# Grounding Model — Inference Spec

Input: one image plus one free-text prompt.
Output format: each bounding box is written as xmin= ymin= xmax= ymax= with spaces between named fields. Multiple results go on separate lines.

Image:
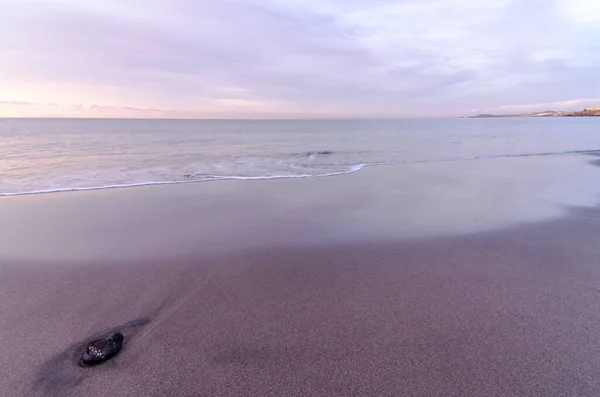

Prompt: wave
xmin=369 ymin=149 xmax=600 ymax=166
xmin=305 ymin=150 xmax=334 ymax=160
xmin=0 ymin=164 xmax=366 ymax=197
xmin=2 ymin=149 xmax=599 ymax=197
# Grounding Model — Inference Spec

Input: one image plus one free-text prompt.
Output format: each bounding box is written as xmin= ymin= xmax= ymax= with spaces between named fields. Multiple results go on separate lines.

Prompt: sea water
xmin=1 ymin=117 xmax=599 ymax=196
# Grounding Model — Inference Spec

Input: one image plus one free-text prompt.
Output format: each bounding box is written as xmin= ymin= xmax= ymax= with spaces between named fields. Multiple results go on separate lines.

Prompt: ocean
xmin=1 ymin=117 xmax=599 ymax=196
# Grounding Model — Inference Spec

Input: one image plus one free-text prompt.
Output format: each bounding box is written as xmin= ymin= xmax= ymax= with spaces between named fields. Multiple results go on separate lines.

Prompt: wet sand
xmin=2 ymin=156 xmax=600 ymax=396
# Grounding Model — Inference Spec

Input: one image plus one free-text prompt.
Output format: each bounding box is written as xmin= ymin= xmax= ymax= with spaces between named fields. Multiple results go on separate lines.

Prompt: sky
xmin=1 ymin=0 xmax=599 ymax=118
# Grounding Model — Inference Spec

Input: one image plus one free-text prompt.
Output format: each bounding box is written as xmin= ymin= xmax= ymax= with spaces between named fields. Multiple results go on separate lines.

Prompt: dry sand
xmin=2 ymin=157 xmax=600 ymax=396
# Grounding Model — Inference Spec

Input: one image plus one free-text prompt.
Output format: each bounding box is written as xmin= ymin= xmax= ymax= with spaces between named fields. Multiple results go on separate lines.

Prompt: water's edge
xmin=3 ymin=149 xmax=599 ymax=197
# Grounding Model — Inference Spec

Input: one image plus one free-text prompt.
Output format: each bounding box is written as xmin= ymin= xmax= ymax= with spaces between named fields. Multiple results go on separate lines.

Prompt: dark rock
xmin=79 ymin=332 xmax=123 ymax=366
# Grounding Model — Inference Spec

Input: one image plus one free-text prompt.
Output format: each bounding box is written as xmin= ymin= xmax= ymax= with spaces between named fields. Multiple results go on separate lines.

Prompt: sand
xmin=2 ymin=156 xmax=600 ymax=396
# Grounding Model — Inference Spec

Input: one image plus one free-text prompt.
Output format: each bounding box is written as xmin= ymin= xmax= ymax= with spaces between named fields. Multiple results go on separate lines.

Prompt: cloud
xmin=0 ymin=100 xmax=340 ymax=119
xmin=0 ymin=101 xmax=36 ymax=106
xmin=558 ymin=0 xmax=600 ymax=25
xmin=0 ymin=0 xmax=599 ymax=117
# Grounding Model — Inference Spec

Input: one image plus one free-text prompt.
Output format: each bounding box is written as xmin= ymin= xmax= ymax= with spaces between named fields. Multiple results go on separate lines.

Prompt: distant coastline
xmin=465 ymin=107 xmax=600 ymax=118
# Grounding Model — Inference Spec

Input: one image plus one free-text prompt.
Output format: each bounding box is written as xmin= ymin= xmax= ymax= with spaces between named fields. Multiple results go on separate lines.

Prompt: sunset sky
xmin=1 ymin=0 xmax=599 ymax=118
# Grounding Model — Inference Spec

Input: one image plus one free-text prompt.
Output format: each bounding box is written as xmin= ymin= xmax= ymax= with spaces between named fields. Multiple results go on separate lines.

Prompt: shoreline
xmin=3 ymin=154 xmax=600 ymax=263
xmin=3 ymin=149 xmax=600 ymax=198
xmin=2 ymin=153 xmax=600 ymax=395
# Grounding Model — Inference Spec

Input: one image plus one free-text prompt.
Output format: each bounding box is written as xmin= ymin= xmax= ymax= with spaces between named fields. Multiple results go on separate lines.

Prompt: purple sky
xmin=1 ymin=0 xmax=599 ymax=118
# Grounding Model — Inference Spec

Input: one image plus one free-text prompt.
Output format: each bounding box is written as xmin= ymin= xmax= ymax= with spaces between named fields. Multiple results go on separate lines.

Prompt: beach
xmin=3 ymin=0 xmax=600 ymax=393
xmin=2 ymin=154 xmax=600 ymax=396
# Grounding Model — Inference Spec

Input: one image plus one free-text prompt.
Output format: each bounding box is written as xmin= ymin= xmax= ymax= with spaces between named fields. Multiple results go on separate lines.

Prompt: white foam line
xmin=2 ymin=149 xmax=599 ymax=197
xmin=209 ymin=164 xmax=365 ymax=181
xmin=0 ymin=179 xmax=214 ymax=197
xmin=0 ymin=165 xmax=367 ymax=197
xmin=369 ymin=149 xmax=600 ymax=166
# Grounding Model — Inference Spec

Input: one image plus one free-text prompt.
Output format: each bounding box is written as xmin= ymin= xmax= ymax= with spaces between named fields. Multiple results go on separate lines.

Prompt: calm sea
xmin=1 ymin=118 xmax=599 ymax=196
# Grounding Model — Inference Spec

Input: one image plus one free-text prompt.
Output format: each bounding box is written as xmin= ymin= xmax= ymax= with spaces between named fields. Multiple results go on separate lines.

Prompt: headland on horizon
xmin=466 ymin=107 xmax=600 ymax=118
